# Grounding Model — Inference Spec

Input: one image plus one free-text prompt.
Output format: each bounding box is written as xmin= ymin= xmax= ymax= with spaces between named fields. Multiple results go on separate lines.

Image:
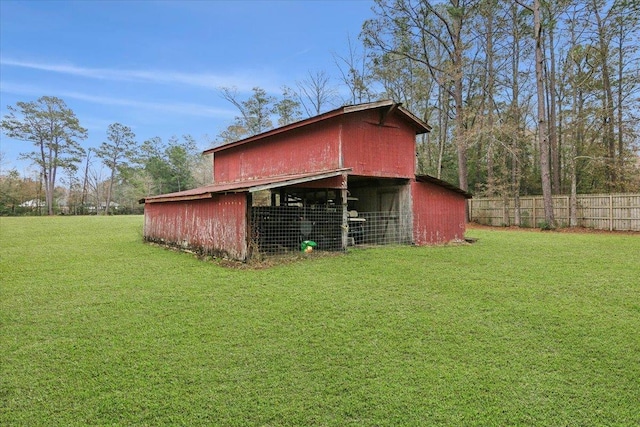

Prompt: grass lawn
xmin=1 ymin=216 xmax=639 ymax=426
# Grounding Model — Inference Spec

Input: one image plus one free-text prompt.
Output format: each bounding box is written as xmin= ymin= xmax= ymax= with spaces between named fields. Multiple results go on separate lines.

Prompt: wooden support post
xmin=246 ymin=193 xmax=253 ymax=261
xmin=341 ymin=188 xmax=349 ymax=251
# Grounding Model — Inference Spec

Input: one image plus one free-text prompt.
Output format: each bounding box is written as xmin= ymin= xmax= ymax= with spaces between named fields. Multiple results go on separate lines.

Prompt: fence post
xmin=532 ymin=197 xmax=537 ymax=228
xmin=609 ymin=194 xmax=614 ymax=231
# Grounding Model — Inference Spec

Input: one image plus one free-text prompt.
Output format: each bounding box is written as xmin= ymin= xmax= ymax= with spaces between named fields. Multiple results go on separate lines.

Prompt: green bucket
xmin=300 ymin=240 xmax=317 ymax=252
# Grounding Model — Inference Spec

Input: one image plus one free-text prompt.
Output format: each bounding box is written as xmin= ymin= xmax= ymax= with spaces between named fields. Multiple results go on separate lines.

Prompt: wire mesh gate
xmin=250 ymin=206 xmax=412 ymax=256
xmin=250 ymin=206 xmax=342 ymax=254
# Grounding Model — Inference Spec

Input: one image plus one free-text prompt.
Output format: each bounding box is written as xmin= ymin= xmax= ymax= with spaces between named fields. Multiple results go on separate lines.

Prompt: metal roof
xmin=142 ymin=170 xmax=470 ymax=204
xmin=203 ymin=100 xmax=431 ymax=155
xmin=415 ymin=174 xmax=473 ymax=199
xmin=141 ymin=168 xmax=351 ymax=204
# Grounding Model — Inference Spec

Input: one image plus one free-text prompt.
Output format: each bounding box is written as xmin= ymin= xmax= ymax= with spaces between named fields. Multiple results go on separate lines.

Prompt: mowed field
xmin=1 ymin=216 xmax=639 ymax=426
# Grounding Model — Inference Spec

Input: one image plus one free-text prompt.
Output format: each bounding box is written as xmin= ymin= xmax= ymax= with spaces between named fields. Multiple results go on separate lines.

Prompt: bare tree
xmin=333 ymin=34 xmax=375 ymax=105
xmin=296 ymin=70 xmax=338 ymax=116
xmin=363 ymin=0 xmax=473 ymax=195
xmin=591 ymin=0 xmax=617 ymax=189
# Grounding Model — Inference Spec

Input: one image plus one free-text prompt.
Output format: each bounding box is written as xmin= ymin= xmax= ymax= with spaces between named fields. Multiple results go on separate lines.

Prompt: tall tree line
xmin=2 ymin=0 xmax=638 ymax=219
xmin=217 ymin=0 xmax=639 ymax=227
xmin=361 ymin=0 xmax=639 ymax=225
xmin=1 ymin=96 xmax=207 ymax=215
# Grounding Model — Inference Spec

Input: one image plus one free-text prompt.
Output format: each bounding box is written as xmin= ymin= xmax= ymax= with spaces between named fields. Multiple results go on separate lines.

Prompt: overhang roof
xmin=142 ymin=170 xmax=471 ymax=204
xmin=415 ymin=174 xmax=473 ymax=199
xmin=141 ymin=168 xmax=351 ymax=204
xmin=203 ymin=100 xmax=431 ymax=155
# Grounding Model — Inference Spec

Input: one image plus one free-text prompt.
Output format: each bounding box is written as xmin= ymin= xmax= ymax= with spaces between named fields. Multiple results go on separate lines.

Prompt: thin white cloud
xmin=0 ymin=57 xmax=279 ymax=93
xmin=0 ymin=81 xmax=237 ymax=118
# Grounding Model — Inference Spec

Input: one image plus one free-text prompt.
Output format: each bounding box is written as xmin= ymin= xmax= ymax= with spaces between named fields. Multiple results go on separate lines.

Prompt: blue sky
xmin=0 ymin=0 xmax=375 ymax=174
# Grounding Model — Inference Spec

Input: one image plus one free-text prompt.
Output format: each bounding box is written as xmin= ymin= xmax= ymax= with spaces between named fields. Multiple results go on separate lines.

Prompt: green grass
xmin=1 ymin=216 xmax=639 ymax=426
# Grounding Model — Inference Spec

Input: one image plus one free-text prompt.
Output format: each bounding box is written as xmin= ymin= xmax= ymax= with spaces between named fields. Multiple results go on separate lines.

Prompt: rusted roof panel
xmin=142 ymin=168 xmax=351 ymax=204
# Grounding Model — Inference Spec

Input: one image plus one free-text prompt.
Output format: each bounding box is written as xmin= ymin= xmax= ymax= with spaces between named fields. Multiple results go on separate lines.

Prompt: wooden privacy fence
xmin=469 ymin=193 xmax=640 ymax=231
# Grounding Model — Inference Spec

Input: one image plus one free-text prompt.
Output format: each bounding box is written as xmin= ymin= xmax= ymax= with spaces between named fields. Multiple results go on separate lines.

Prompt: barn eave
xmin=140 ymin=168 xmax=351 ymax=204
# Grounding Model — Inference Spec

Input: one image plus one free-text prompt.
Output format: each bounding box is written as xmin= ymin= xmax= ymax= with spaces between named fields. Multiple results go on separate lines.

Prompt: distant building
xmin=19 ymin=199 xmax=46 ymax=208
xmin=87 ymin=202 xmax=120 ymax=212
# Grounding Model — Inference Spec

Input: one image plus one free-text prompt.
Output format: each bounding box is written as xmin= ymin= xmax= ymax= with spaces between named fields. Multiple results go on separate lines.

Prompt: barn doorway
xmin=345 ymin=176 xmax=412 ymax=246
xmin=248 ymin=176 xmax=413 ymax=257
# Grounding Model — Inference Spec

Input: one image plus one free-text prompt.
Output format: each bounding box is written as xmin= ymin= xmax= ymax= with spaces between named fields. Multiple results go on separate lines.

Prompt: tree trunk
xmin=569 ymin=85 xmax=579 ymax=228
xmin=105 ymin=163 xmax=115 ymax=216
xmin=485 ymin=4 xmax=495 ymax=197
xmin=81 ymin=150 xmax=91 ymax=213
xmin=453 ymin=31 xmax=467 ymax=194
xmin=547 ymin=21 xmax=561 ymax=194
xmin=510 ymin=2 xmax=522 ymax=226
xmin=534 ymin=0 xmax=555 ymax=227
xmin=49 ymin=148 xmax=58 ymax=216
xmin=437 ymin=84 xmax=447 ymax=180
xmin=616 ymin=24 xmax=625 ymax=185
xmin=569 ymin=155 xmax=578 ymax=227
xmin=593 ymin=3 xmax=616 ymax=190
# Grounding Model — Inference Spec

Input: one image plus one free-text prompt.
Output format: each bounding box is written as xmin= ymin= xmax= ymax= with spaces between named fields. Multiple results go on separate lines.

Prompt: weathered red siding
xmin=342 ymin=110 xmax=417 ymax=178
xmin=214 ymin=122 xmax=341 ymax=183
xmin=144 ymin=193 xmax=247 ymax=259
xmin=412 ymin=180 xmax=467 ymax=244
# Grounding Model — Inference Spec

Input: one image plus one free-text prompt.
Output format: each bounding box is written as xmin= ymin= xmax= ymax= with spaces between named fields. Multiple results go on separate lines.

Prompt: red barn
xmin=142 ymin=100 xmax=471 ymax=261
